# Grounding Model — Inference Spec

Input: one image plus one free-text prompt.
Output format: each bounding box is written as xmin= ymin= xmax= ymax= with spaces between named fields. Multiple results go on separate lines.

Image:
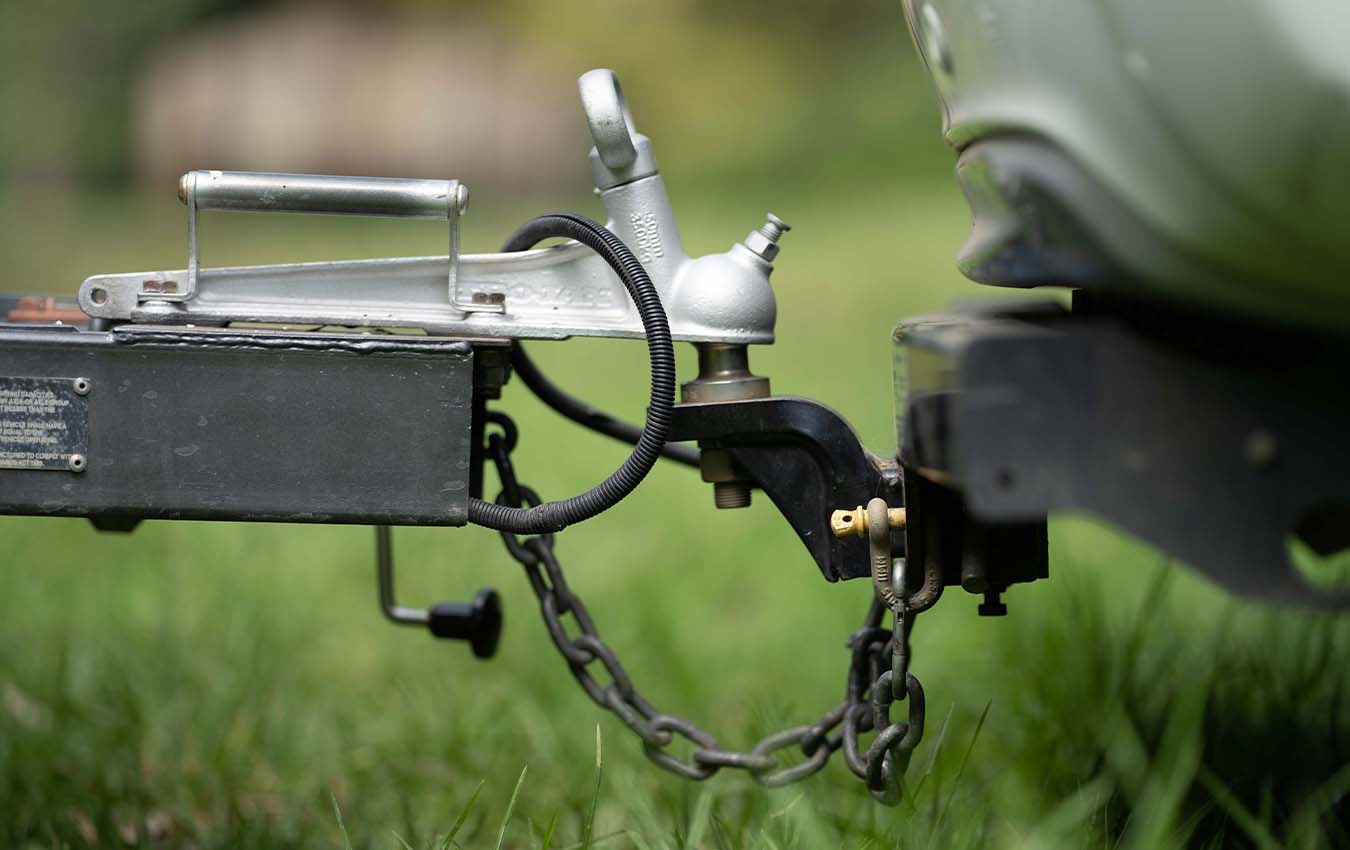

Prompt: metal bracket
xmin=669 ymin=396 xmax=904 ymax=582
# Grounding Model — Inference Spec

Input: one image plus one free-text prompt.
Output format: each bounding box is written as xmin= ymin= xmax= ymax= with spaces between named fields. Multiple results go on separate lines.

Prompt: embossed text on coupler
xmin=630 ymin=211 xmax=664 ymax=264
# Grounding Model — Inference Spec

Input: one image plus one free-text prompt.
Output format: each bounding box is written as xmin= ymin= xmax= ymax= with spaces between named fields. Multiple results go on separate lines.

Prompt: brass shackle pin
xmin=830 ymin=505 xmax=906 ymax=538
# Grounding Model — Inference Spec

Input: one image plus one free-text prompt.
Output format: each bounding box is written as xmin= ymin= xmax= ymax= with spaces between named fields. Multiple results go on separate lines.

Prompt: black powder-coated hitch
xmin=667 ymin=395 xmax=1048 ymax=614
xmin=668 ymin=396 xmax=903 ymax=583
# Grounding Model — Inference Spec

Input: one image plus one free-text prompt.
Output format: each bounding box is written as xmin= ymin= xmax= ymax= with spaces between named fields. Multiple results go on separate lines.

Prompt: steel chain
xmin=484 ymin=415 xmax=925 ymax=803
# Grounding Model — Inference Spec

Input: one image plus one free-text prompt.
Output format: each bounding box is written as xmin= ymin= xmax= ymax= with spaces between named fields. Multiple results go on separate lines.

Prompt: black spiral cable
xmin=466 ymin=213 xmax=676 ymax=534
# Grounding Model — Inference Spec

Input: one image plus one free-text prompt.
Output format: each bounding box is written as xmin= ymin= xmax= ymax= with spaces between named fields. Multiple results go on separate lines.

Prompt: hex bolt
xmin=713 ymin=481 xmax=752 ymax=509
xmin=427 ymin=588 xmax=503 ymax=659
xmin=757 ymin=213 xmax=791 ymax=242
xmin=743 ymin=214 xmax=791 ymax=263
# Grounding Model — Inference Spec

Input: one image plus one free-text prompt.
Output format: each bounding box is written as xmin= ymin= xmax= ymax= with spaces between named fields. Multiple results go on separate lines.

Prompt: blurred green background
xmin=1 ymin=1 xmax=1347 ymax=848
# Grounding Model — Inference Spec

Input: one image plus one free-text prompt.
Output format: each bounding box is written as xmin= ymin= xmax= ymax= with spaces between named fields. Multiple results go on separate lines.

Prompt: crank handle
xmin=376 ymin=526 xmax=503 ymax=659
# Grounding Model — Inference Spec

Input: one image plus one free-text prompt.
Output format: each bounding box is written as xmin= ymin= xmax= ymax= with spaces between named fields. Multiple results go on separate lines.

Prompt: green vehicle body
xmin=904 ymin=0 xmax=1350 ymax=331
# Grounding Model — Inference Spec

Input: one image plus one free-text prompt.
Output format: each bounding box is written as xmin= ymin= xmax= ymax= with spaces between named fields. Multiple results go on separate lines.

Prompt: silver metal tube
xmin=376 ymin=526 xmax=430 ymax=626
xmin=180 ymin=170 xmax=468 ymax=219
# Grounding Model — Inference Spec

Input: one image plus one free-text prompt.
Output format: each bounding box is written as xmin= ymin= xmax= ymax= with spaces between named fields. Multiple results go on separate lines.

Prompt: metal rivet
xmin=73 ymin=377 xmax=91 ymax=396
xmin=68 ymin=454 xmax=86 ymax=473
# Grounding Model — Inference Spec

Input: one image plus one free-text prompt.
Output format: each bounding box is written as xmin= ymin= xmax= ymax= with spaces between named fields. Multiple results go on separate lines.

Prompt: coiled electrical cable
xmin=467 ymin=213 xmax=676 ymax=534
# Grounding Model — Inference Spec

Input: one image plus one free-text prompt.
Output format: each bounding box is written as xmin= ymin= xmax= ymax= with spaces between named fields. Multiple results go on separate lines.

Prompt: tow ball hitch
xmin=0 ymin=68 xmax=1047 ymax=803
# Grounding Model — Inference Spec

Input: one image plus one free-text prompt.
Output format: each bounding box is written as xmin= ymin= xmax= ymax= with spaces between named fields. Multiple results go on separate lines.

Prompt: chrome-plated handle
xmin=180 ymin=170 xmax=468 ymax=219
xmin=166 ymin=170 xmax=492 ymax=313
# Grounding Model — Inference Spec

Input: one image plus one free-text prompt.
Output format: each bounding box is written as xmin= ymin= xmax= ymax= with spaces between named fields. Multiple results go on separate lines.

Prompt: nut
xmin=743 ymin=230 xmax=780 ymax=262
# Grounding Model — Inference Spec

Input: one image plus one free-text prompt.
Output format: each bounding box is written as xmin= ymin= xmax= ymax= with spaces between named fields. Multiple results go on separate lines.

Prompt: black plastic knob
xmin=428 ymin=588 xmax=503 ymax=659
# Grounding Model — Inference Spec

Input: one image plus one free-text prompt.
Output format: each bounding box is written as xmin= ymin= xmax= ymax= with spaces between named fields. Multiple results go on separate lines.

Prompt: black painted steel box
xmin=0 ymin=324 xmax=473 ymax=526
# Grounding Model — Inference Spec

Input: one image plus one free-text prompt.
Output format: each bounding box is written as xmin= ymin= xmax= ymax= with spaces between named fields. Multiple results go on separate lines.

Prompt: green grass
xmin=1 ymin=180 xmax=1347 ymax=848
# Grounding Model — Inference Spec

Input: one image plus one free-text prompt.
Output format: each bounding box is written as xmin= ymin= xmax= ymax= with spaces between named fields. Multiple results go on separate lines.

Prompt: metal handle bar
xmin=168 ymin=170 xmax=484 ymax=311
xmin=179 ymin=170 xmax=469 ymax=219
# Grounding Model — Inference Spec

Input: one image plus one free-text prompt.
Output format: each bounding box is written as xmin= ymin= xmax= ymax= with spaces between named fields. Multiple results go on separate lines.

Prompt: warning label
xmin=0 ymin=377 xmax=89 ymax=471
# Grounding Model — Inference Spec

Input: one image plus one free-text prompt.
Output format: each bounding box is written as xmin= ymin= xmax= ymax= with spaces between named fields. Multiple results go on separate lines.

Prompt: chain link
xmin=483 ymin=414 xmax=925 ymax=803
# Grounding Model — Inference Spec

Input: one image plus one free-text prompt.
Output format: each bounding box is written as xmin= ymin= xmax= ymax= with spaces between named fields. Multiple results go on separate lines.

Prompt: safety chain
xmin=483 ymin=411 xmax=926 ymax=803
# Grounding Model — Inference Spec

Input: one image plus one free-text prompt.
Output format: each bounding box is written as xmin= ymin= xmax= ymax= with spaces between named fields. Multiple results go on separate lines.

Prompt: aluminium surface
xmin=0 ymin=324 xmax=475 ymax=526
xmin=77 ymin=191 xmax=778 ymax=345
xmin=77 ymin=70 xmax=780 ymax=346
xmin=76 ymin=248 xmax=692 ymax=342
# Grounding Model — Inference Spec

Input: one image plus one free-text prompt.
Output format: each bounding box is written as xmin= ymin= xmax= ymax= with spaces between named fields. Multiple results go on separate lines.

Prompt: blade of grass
xmin=439 ymin=779 xmax=485 ymax=850
xmin=1285 ymin=759 xmax=1350 ymax=846
xmin=494 ymin=765 xmax=529 ymax=850
xmin=391 ymin=830 xmax=415 ymax=850
xmin=1119 ymin=682 xmax=1206 ymax=850
xmin=685 ymin=789 xmax=714 ymax=849
xmin=628 ymin=829 xmax=657 ymax=850
xmin=766 ymin=791 xmax=804 ymax=820
xmin=908 ymin=700 xmax=954 ymax=803
xmin=331 ymin=792 xmax=355 ymax=850
xmin=540 ymin=809 xmax=561 ymax=850
xmin=1024 ymin=775 xmax=1116 ymax=846
xmin=931 ymin=699 xmax=992 ymax=835
xmin=582 ymin=724 xmax=603 ymax=850
xmin=1195 ymin=767 xmax=1278 ymax=850
xmin=553 ymin=830 xmax=629 ymax=850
